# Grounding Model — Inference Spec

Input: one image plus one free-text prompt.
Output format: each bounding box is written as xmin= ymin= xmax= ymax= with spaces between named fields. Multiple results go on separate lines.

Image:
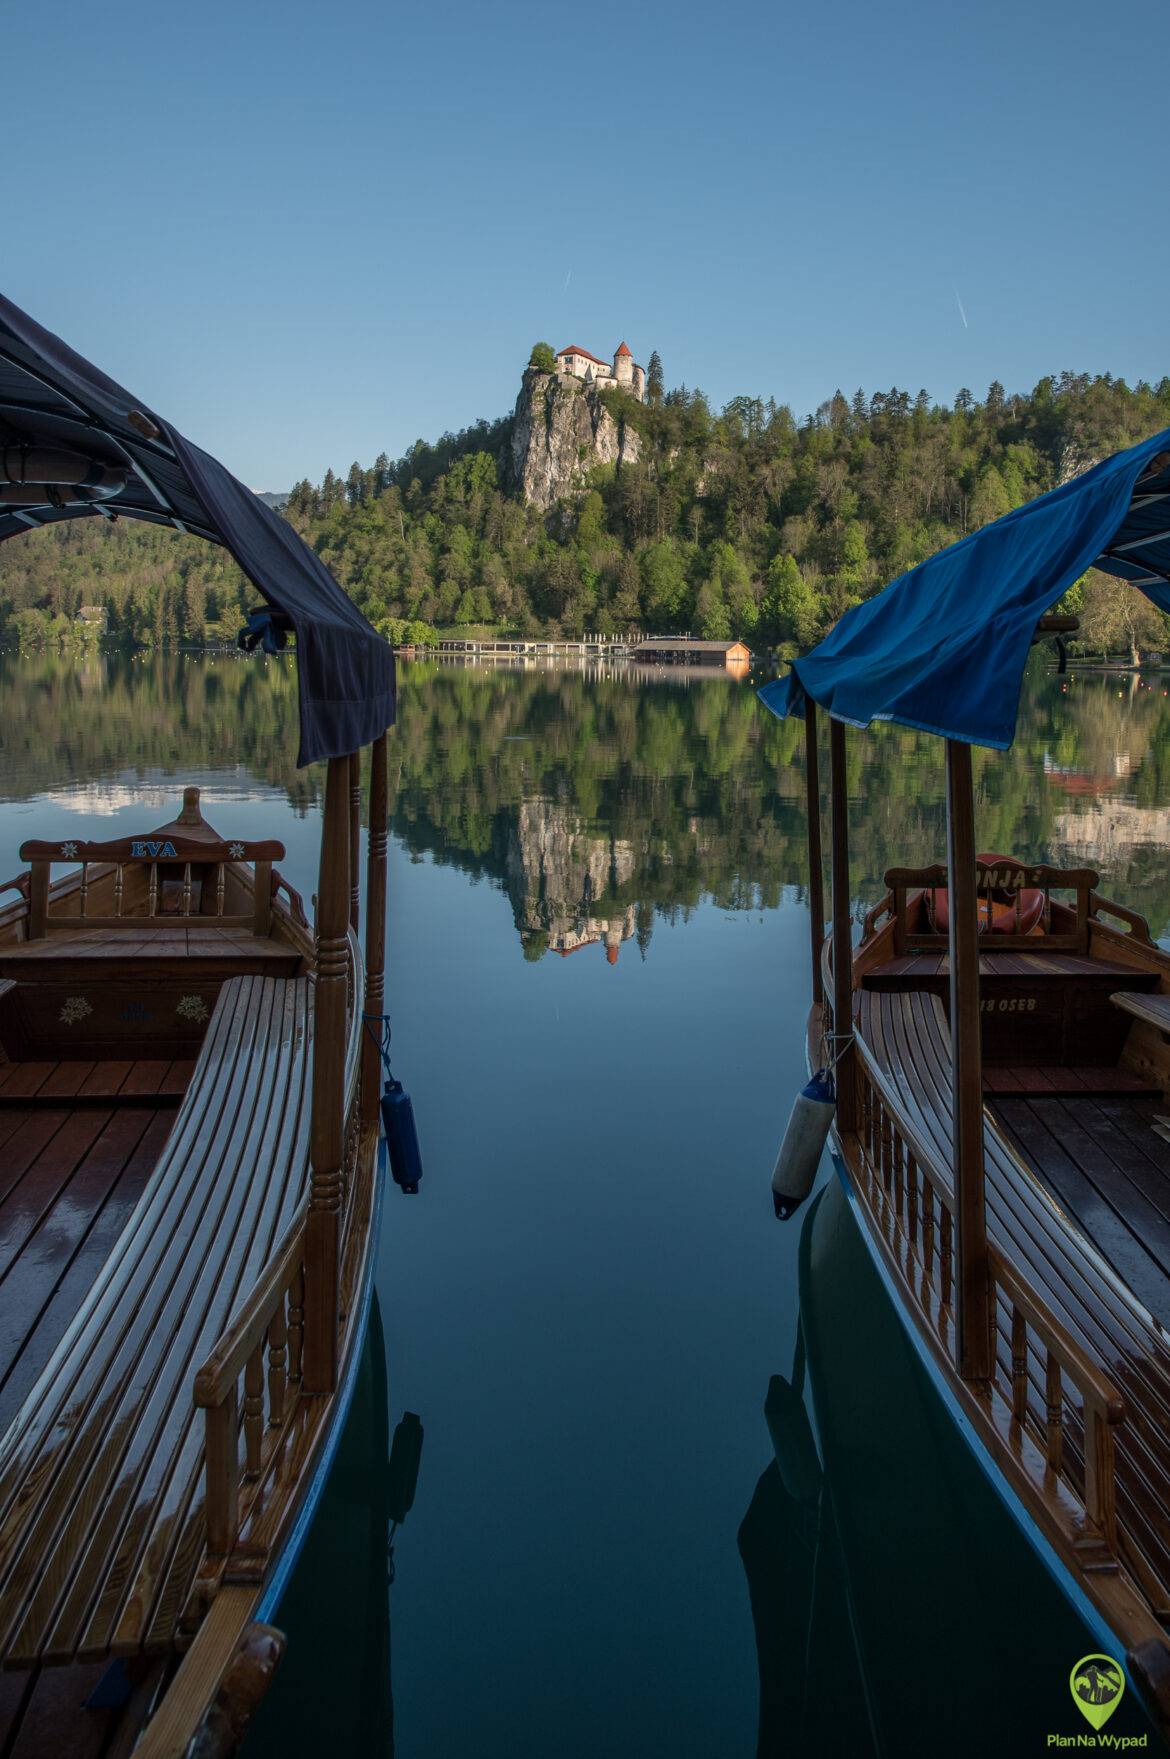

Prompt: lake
xmin=1 ymin=649 xmax=1167 ymax=1755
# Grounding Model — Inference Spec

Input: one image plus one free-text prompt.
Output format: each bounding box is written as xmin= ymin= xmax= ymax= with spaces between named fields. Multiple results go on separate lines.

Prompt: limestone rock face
xmin=509 ymin=368 xmax=641 ymax=510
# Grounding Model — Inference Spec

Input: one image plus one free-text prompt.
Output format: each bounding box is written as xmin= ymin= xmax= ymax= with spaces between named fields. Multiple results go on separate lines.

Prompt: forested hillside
xmin=3 ymin=364 xmax=1168 ymax=654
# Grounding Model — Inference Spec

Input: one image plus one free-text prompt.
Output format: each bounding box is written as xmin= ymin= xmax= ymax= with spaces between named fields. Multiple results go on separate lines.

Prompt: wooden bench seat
xmin=1112 ymin=991 xmax=1170 ymax=1035
xmin=857 ymin=988 xmax=1170 ymax=1608
xmin=0 ymin=923 xmax=300 ymax=983
xmin=863 ymin=950 xmax=1160 ymax=989
xmin=862 ymin=952 xmax=1159 ymax=1067
xmin=0 ymin=973 xmax=317 ymax=1668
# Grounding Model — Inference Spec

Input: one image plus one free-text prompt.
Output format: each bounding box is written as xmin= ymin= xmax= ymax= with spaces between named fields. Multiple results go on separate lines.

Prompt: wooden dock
xmin=433 ymin=636 xmax=637 ymax=658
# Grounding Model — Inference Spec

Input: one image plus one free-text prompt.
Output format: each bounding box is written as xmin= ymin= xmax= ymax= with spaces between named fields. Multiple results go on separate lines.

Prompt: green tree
xmin=640 ymin=542 xmax=688 ymax=625
xmin=764 ymin=554 xmax=823 ymax=647
xmin=647 ymin=351 xmax=664 ymax=407
xmin=528 ymin=342 xmax=557 ymax=373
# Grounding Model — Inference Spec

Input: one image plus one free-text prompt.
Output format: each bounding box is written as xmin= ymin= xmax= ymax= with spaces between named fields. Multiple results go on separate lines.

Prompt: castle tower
xmin=613 ymin=341 xmax=634 ymax=388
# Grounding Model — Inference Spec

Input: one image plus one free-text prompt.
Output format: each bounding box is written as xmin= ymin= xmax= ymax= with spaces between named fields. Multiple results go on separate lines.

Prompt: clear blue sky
xmin=7 ymin=0 xmax=1166 ymax=488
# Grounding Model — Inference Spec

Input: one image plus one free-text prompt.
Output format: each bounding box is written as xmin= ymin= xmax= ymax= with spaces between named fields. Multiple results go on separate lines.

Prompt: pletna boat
xmin=0 ymin=294 xmax=397 ymax=1755
xmin=762 ymin=426 xmax=1170 ymax=1737
xmin=741 ymin=1178 xmax=1163 ymax=1753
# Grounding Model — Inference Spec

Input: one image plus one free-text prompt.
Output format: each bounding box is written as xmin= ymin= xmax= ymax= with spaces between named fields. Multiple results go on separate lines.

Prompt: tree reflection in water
xmin=3 ymin=651 xmax=1170 ymax=944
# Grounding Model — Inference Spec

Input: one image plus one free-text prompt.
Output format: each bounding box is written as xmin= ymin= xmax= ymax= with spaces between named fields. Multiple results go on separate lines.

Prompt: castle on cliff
xmin=556 ymin=341 xmax=645 ymax=401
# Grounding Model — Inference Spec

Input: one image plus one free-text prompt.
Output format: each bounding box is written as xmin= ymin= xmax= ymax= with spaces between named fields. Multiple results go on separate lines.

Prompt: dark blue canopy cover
xmin=758 ymin=427 xmax=1170 ymax=749
xmin=0 ymin=293 xmax=395 ymax=766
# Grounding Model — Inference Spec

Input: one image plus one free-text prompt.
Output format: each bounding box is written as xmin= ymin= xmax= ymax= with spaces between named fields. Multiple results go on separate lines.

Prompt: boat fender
xmin=764 ymin=1372 xmax=823 ymax=1503
xmin=382 ymin=1075 xmax=423 ymax=1194
xmin=771 ymin=1069 xmax=834 ymax=1220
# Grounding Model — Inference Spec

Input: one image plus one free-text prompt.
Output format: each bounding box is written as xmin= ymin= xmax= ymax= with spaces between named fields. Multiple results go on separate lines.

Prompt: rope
xmin=818 ymin=1027 xmax=855 ymax=1073
xmin=362 ymin=1011 xmax=394 ymax=1078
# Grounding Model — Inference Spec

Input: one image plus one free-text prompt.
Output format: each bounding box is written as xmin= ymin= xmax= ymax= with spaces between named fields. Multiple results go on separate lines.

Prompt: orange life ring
xmin=927 ymin=851 xmax=1045 ymax=936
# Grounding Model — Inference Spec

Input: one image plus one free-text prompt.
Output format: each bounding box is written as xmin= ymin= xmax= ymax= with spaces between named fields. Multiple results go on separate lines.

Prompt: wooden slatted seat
xmin=0 ymin=972 xmax=317 ymax=1668
xmin=858 ymin=988 xmax=1170 ymax=1610
xmin=1112 ymin=991 xmax=1170 ymax=1035
xmin=0 ymin=923 xmax=300 ymax=983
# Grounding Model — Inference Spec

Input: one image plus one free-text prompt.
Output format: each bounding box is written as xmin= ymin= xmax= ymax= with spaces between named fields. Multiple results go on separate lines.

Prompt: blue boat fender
xmin=365 ymin=1012 xmax=424 ymax=1195
xmin=381 ymin=1076 xmax=423 ymax=1194
xmin=771 ymin=1068 xmax=835 ymax=1220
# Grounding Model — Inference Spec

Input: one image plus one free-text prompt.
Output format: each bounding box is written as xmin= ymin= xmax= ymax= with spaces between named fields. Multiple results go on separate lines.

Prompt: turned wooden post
xmin=804 ymin=702 xmax=825 ymax=1007
xmin=348 ymin=751 xmax=362 ymax=935
xmin=363 ymin=732 xmax=389 ymax=1128
xmin=303 ymin=754 xmax=352 ymax=1395
xmin=27 ymin=861 xmax=49 ymax=939
xmin=828 ymin=717 xmax=857 ymax=1130
xmin=946 ymin=738 xmax=993 ymax=1381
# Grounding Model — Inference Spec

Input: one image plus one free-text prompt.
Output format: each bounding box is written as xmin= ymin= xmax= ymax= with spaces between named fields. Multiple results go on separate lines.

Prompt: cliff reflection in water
xmin=3 ymin=652 xmax=1170 ymax=944
xmin=506 ymin=798 xmax=638 ymax=964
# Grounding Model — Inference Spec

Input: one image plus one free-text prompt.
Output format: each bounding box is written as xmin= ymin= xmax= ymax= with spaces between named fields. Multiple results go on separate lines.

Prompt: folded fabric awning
xmin=0 ymin=293 xmax=395 ymax=766
xmin=759 ymin=426 xmax=1170 ymax=749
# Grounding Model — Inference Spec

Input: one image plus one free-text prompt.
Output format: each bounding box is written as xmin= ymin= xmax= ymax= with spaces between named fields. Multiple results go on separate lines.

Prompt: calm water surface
xmin=2 ymin=651 xmax=1168 ymax=1755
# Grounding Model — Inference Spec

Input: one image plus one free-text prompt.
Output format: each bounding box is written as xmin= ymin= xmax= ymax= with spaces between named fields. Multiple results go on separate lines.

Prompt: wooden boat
xmin=0 ymin=296 xmax=397 ymax=1753
xmin=761 ymin=428 xmax=1170 ymax=1736
xmin=741 ymin=1178 xmax=1162 ymax=1752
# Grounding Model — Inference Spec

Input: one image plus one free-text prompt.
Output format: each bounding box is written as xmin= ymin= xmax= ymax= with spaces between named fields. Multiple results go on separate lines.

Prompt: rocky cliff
xmin=509 ymin=368 xmax=641 ymax=510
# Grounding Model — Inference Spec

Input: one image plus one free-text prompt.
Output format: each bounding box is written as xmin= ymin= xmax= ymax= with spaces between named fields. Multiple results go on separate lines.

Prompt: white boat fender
xmin=771 ymin=1068 xmax=835 ymax=1220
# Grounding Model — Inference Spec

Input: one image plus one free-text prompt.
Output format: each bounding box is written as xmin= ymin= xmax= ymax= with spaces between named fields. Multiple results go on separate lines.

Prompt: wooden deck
xmin=0 ymin=1074 xmax=181 ymax=1437
xmin=993 ymin=1093 xmax=1170 ymax=1331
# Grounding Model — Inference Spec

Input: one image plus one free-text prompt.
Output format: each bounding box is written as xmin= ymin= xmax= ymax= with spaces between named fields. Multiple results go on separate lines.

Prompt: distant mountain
xmin=252 ymin=490 xmax=289 ymax=511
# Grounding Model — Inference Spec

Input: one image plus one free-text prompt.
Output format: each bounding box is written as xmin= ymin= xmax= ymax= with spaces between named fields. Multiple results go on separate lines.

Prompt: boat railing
xmin=861 ymin=890 xmax=896 ymax=940
xmin=1089 ymin=893 xmax=1156 ymax=946
xmin=194 ymin=1214 xmax=307 ymax=1557
xmin=851 ymin=1031 xmax=1126 ymax=1563
xmin=193 ymin=930 xmax=365 ymax=1579
xmin=17 ymin=832 xmax=286 ymax=937
xmin=271 ymin=870 xmax=310 ymax=928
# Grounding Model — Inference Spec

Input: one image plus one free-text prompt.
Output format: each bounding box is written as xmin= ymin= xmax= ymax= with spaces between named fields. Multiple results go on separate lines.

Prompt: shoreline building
xmin=556 ymin=341 xmax=646 ymax=401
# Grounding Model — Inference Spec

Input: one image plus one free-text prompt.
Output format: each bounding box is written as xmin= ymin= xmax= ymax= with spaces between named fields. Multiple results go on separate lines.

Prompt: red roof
xmin=556 ymin=345 xmax=609 ymax=367
xmin=615 ymin=341 xmax=632 ymax=357
xmin=606 ymin=943 xmax=619 ymax=965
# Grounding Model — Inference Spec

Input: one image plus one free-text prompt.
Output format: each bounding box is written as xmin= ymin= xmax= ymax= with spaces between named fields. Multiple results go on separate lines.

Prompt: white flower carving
xmin=59 ymin=840 xmax=79 ymax=859
xmin=176 ymin=993 xmax=209 ymax=1022
xmin=60 ymin=995 xmax=93 ymax=1024
xmin=228 ymin=841 xmax=246 ymax=860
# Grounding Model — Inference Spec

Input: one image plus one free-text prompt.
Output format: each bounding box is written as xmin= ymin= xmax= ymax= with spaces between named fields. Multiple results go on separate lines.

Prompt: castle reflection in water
xmin=505 ymin=798 xmax=638 ymax=964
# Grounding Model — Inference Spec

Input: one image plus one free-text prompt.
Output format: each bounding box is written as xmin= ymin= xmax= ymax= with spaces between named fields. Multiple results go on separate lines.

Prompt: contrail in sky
xmin=954 ymin=289 xmax=969 ymax=330
xmin=563 ymin=269 xmax=572 ymax=294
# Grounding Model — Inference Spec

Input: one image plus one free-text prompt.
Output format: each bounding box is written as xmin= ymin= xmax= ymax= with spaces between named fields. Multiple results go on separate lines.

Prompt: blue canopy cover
xmin=0 ymin=293 xmax=395 ymax=766
xmin=758 ymin=427 xmax=1170 ymax=749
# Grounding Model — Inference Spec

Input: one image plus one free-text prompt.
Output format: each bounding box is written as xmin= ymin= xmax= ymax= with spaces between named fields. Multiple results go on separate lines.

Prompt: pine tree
xmin=647 ymin=351 xmax=664 ymax=407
